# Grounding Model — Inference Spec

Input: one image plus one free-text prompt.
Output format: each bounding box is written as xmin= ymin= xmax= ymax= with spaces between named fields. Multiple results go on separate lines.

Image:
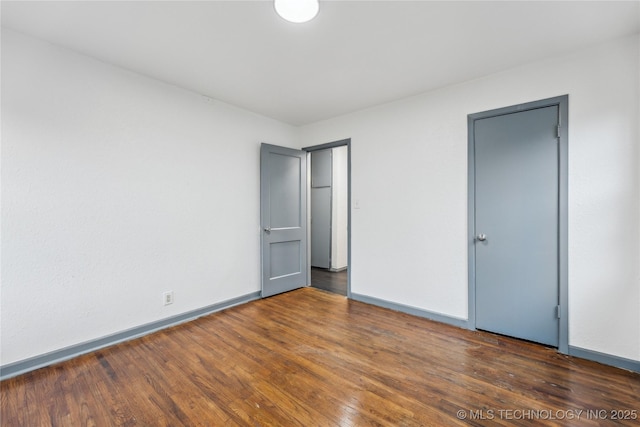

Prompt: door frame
xmin=467 ymin=96 xmax=568 ymax=354
xmin=303 ymin=139 xmax=351 ymax=298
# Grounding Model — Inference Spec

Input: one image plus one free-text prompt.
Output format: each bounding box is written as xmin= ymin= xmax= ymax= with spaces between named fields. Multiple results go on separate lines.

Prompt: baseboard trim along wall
xmin=568 ymin=346 xmax=640 ymax=374
xmin=0 ymin=291 xmax=261 ymax=381
xmin=350 ymin=293 xmax=640 ymax=374
xmin=3 ymin=291 xmax=638 ymax=380
xmin=350 ymin=292 xmax=470 ymax=329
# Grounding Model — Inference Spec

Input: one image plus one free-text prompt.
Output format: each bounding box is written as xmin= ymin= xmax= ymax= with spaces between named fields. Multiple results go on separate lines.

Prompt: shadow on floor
xmin=311 ymin=268 xmax=347 ymax=296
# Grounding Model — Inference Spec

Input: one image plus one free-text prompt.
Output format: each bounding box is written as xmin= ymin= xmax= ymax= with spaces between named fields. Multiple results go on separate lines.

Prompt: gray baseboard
xmin=350 ymin=292 xmax=469 ymax=329
xmin=4 ymin=291 xmax=637 ymax=380
xmin=329 ymin=266 xmax=348 ymax=272
xmin=569 ymin=345 xmax=640 ymax=373
xmin=350 ymin=293 xmax=640 ymax=374
xmin=0 ymin=291 xmax=261 ymax=381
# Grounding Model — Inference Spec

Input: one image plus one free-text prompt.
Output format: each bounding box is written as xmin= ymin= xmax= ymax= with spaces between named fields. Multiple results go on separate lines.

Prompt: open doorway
xmin=303 ymin=140 xmax=350 ymax=296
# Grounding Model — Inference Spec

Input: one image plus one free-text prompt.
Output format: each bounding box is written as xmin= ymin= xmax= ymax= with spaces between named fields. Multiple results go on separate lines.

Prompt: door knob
xmin=476 ymin=233 xmax=487 ymax=241
xmin=264 ymin=227 xmax=271 ymax=233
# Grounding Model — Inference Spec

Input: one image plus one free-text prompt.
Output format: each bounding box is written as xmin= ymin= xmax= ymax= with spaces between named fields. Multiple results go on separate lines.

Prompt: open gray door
xmin=260 ymin=143 xmax=307 ymax=297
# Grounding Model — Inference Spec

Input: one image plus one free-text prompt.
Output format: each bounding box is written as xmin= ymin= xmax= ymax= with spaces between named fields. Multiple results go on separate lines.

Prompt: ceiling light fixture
xmin=274 ymin=0 xmax=319 ymax=24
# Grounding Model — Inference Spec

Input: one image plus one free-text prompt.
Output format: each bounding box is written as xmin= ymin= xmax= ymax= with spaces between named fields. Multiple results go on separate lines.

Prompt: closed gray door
xmin=474 ymin=106 xmax=559 ymax=346
xmin=260 ymin=143 xmax=307 ymax=297
xmin=311 ymin=150 xmax=331 ymax=268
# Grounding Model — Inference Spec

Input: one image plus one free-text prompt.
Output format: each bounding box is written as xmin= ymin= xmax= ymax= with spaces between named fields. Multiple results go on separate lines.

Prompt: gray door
xmin=260 ymin=143 xmax=307 ymax=297
xmin=311 ymin=150 xmax=332 ymax=268
xmin=474 ymin=106 xmax=559 ymax=347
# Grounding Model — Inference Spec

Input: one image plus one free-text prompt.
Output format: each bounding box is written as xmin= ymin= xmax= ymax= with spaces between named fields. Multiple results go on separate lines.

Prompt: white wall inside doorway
xmin=331 ymin=146 xmax=348 ymax=271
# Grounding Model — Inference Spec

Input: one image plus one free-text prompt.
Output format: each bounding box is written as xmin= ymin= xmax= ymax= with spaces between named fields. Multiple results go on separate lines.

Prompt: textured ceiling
xmin=2 ymin=1 xmax=639 ymax=125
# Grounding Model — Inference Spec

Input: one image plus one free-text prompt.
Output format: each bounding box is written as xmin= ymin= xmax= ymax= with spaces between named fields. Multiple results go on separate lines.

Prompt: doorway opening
xmin=303 ymin=139 xmax=351 ymax=297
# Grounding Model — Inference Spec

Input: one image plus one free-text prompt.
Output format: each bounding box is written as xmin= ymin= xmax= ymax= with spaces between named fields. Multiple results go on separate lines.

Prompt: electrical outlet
xmin=163 ymin=291 xmax=174 ymax=306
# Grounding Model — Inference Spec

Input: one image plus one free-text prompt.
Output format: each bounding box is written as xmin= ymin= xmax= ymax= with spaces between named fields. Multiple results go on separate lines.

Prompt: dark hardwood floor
xmin=2 ymin=287 xmax=639 ymax=426
xmin=311 ymin=267 xmax=348 ymax=295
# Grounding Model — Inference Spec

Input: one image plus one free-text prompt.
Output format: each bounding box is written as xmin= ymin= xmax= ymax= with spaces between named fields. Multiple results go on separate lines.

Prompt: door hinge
xmin=556 ymin=125 xmax=561 ymax=139
xmin=556 ymin=305 xmax=561 ymax=319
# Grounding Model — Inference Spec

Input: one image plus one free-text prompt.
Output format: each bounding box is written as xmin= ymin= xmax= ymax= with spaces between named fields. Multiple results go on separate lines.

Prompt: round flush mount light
xmin=274 ymin=0 xmax=319 ymax=23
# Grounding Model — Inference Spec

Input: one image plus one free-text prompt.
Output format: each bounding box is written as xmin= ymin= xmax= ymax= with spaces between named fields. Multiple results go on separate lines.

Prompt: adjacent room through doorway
xmin=306 ymin=143 xmax=350 ymax=296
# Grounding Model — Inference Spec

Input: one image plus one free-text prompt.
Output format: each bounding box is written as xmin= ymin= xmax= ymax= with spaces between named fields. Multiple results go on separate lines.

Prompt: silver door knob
xmin=264 ymin=227 xmax=271 ymax=233
xmin=476 ymin=233 xmax=487 ymax=241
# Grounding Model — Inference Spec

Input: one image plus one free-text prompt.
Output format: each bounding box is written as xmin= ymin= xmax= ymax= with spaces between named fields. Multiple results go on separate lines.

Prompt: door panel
xmin=311 ymin=187 xmax=331 ymax=268
xmin=311 ymin=149 xmax=332 ymax=188
xmin=474 ymin=106 xmax=559 ymax=346
xmin=269 ymin=153 xmax=302 ymax=228
xmin=270 ymin=241 xmax=301 ymax=278
xmin=310 ymin=150 xmax=332 ymax=269
xmin=261 ymin=144 xmax=307 ymax=297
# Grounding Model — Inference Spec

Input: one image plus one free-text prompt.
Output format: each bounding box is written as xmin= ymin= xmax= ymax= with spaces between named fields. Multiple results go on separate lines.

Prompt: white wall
xmin=1 ymin=30 xmax=296 ymax=365
xmin=331 ymin=146 xmax=348 ymax=270
xmin=298 ymin=35 xmax=640 ymax=362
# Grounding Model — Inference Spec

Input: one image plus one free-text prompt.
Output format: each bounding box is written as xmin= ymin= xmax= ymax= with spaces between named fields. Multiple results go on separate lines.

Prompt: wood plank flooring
xmin=311 ymin=267 xmax=348 ymax=295
xmin=2 ymin=287 xmax=639 ymax=426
